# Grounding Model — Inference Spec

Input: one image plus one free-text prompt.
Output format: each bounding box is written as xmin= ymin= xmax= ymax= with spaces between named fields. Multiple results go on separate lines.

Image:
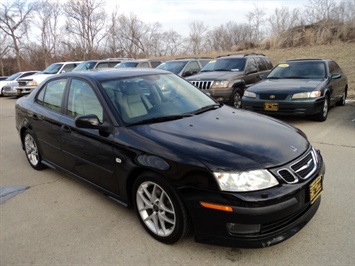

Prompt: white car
xmin=0 ymin=71 xmax=40 ymax=96
xmin=15 ymin=61 xmax=82 ymax=96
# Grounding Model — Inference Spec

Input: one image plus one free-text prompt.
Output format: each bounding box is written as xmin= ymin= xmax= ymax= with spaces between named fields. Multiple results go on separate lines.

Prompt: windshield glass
xmin=100 ymin=73 xmax=217 ymax=125
xmin=115 ymin=62 xmax=139 ymax=68
xmin=268 ymin=61 xmax=326 ymax=79
xmin=73 ymin=61 xmax=97 ymax=71
xmin=203 ymin=58 xmax=246 ymax=72
xmin=200 ymin=60 xmax=216 ymax=72
xmin=5 ymin=72 xmax=22 ymax=81
xmin=43 ymin=63 xmax=63 ymax=74
xmin=156 ymin=61 xmax=187 ymax=74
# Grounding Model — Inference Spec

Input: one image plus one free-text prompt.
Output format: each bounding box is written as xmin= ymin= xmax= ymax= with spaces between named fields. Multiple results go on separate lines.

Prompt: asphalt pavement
xmin=0 ymin=96 xmax=354 ymax=266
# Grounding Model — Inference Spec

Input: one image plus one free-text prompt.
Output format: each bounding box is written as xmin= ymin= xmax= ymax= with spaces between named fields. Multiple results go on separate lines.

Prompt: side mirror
xmin=75 ymin=114 xmax=112 ymax=132
xmin=182 ymin=70 xmax=193 ymax=77
xmin=331 ymin=73 xmax=342 ymax=79
xmin=259 ymin=75 xmax=266 ymax=80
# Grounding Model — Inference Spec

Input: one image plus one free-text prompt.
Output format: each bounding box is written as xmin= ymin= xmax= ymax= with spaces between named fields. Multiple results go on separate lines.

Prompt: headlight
xmin=27 ymin=80 xmax=38 ymax=86
xmin=292 ymin=91 xmax=321 ymax=99
xmin=211 ymin=80 xmax=229 ymax=89
xmin=243 ymin=91 xmax=256 ymax=98
xmin=213 ymin=170 xmax=279 ymax=192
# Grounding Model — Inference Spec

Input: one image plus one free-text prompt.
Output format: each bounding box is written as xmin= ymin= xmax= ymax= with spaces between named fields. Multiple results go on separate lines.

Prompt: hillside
xmin=204 ymin=42 xmax=355 ymax=98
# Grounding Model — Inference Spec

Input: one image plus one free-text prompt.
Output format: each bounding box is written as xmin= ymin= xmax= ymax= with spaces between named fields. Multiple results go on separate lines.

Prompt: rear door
xmin=31 ymin=78 xmax=68 ymax=168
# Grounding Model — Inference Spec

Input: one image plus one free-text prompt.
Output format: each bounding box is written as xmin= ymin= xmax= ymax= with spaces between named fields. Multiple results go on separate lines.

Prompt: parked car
xmin=72 ymin=59 xmax=132 ymax=72
xmin=156 ymin=58 xmax=212 ymax=77
xmin=114 ymin=59 xmax=163 ymax=69
xmin=186 ymin=53 xmax=273 ymax=108
xmin=0 ymin=76 xmax=8 ymax=81
xmin=15 ymin=61 xmax=82 ymax=97
xmin=242 ymin=58 xmax=348 ymax=121
xmin=15 ymin=68 xmax=324 ymax=248
xmin=0 ymin=71 xmax=40 ymax=97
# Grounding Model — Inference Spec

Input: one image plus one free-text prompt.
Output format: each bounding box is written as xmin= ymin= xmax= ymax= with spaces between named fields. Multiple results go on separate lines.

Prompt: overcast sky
xmin=106 ymin=0 xmax=318 ymax=35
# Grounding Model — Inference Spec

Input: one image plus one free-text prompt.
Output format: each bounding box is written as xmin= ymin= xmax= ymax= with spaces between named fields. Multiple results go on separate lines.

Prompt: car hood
xmin=19 ymin=73 xmax=51 ymax=83
xmin=248 ymin=79 xmax=324 ymax=93
xmin=126 ymin=106 xmax=309 ymax=172
xmin=186 ymin=71 xmax=242 ymax=81
xmin=0 ymin=80 xmax=11 ymax=87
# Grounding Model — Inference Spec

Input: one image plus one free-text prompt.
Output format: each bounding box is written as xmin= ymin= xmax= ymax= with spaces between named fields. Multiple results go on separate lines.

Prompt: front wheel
xmin=229 ymin=88 xmax=243 ymax=108
xmin=23 ymin=131 xmax=45 ymax=170
xmin=133 ymin=172 xmax=190 ymax=244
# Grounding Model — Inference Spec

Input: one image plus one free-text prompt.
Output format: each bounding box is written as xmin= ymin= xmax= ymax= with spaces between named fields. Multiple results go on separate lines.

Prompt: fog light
xmin=227 ymin=223 xmax=261 ymax=234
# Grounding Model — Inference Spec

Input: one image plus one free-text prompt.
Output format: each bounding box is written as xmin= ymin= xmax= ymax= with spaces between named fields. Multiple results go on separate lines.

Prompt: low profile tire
xmin=133 ymin=172 xmax=190 ymax=244
xmin=23 ymin=131 xmax=45 ymax=170
xmin=229 ymin=88 xmax=243 ymax=108
xmin=313 ymin=95 xmax=329 ymax=122
xmin=336 ymin=88 xmax=347 ymax=106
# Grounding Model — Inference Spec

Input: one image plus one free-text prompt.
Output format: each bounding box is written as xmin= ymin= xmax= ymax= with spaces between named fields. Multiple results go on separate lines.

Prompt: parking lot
xmin=1 ymin=96 xmax=354 ymax=266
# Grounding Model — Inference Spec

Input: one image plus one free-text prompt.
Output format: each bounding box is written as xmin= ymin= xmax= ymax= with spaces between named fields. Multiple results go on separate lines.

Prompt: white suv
xmin=15 ymin=61 xmax=82 ymax=96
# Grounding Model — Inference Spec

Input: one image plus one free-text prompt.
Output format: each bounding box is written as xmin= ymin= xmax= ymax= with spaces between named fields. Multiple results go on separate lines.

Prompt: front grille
xmin=189 ymin=81 xmax=213 ymax=90
xmin=277 ymin=149 xmax=318 ymax=184
xmin=261 ymin=204 xmax=309 ymax=234
xmin=260 ymin=94 xmax=288 ymax=100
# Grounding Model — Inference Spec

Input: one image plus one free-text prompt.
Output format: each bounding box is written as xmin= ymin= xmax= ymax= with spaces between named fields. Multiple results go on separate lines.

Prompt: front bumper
xmin=242 ymin=97 xmax=325 ymax=116
xmin=3 ymin=87 xmax=17 ymax=96
xmin=179 ymin=157 xmax=325 ymax=248
xmin=15 ymin=86 xmax=36 ymax=96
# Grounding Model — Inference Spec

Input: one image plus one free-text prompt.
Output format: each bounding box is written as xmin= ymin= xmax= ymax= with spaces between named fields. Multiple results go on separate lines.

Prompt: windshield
xmin=100 ymin=73 xmax=217 ymax=125
xmin=200 ymin=60 xmax=216 ymax=72
xmin=268 ymin=61 xmax=326 ymax=79
xmin=115 ymin=62 xmax=139 ymax=68
xmin=43 ymin=63 xmax=63 ymax=74
xmin=5 ymin=72 xmax=22 ymax=81
xmin=215 ymin=58 xmax=246 ymax=71
xmin=73 ymin=61 xmax=97 ymax=71
xmin=156 ymin=61 xmax=187 ymax=74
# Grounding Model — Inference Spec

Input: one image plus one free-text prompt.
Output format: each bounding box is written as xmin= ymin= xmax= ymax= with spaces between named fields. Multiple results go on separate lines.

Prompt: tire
xmin=313 ymin=95 xmax=329 ymax=122
xmin=336 ymin=88 xmax=347 ymax=106
xmin=23 ymin=131 xmax=45 ymax=170
xmin=133 ymin=172 xmax=190 ymax=244
xmin=229 ymin=88 xmax=243 ymax=108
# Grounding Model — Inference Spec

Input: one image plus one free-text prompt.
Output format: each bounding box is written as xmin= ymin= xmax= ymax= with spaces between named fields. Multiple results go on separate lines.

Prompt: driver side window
xmin=67 ymin=79 xmax=103 ymax=122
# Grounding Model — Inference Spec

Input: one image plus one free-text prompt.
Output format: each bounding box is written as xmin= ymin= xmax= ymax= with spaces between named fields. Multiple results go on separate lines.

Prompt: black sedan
xmin=16 ymin=69 xmax=325 ymax=248
xmin=242 ymin=59 xmax=348 ymax=121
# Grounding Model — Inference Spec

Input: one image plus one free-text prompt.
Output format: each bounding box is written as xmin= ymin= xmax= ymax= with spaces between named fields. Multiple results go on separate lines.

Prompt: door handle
xmin=61 ymin=125 xmax=71 ymax=133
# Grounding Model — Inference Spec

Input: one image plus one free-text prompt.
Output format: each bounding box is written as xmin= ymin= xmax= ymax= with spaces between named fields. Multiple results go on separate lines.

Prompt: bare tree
xmin=0 ymin=0 xmax=37 ymax=71
xmin=188 ymin=21 xmax=208 ymax=54
xmin=33 ymin=0 xmax=61 ymax=67
xmin=246 ymin=4 xmax=266 ymax=44
xmin=305 ymin=0 xmax=337 ymax=23
xmin=62 ymin=0 xmax=107 ymax=59
xmin=0 ymin=32 xmax=11 ymax=75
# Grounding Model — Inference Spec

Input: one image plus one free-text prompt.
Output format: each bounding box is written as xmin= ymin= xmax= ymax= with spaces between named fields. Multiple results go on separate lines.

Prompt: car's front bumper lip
xmin=242 ymin=97 xmax=325 ymax=116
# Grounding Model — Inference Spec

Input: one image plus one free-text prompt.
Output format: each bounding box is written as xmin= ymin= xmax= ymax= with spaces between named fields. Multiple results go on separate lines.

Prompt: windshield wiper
xmin=214 ymin=69 xmax=231 ymax=71
xmin=128 ymin=114 xmax=192 ymax=126
xmin=267 ymin=77 xmax=280 ymax=79
xmin=192 ymin=103 xmax=222 ymax=115
xmin=284 ymin=76 xmax=307 ymax=79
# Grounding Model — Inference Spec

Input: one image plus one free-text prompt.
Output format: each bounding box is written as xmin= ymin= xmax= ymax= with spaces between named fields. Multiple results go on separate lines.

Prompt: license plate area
xmin=309 ymin=175 xmax=323 ymax=204
xmin=264 ymin=102 xmax=279 ymax=111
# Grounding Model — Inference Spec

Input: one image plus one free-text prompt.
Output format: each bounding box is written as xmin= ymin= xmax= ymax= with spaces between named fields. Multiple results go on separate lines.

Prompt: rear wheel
xmin=23 ymin=131 xmax=45 ymax=170
xmin=133 ymin=172 xmax=189 ymax=244
xmin=336 ymin=88 xmax=347 ymax=106
xmin=313 ymin=95 xmax=329 ymax=122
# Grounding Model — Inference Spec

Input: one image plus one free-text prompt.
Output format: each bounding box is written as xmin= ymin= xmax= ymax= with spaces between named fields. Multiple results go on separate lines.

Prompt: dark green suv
xmin=186 ymin=53 xmax=273 ymax=108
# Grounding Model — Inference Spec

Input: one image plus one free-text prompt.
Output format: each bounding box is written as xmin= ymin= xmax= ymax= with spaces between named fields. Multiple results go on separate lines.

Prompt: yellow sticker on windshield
xmin=209 ymin=60 xmax=217 ymax=63
xmin=278 ymin=64 xmax=289 ymax=67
